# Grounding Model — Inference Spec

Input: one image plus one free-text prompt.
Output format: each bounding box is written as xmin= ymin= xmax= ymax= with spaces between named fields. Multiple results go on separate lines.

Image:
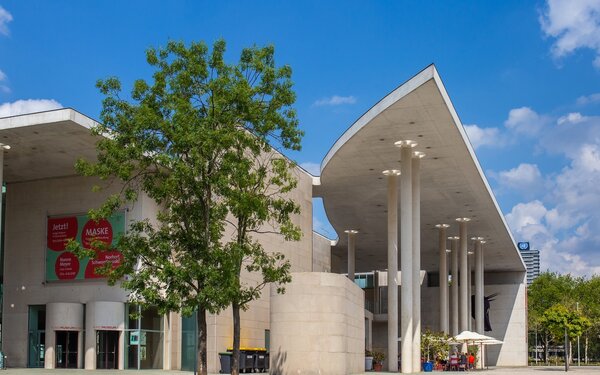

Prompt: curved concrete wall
xmin=44 ymin=302 xmax=84 ymax=369
xmin=85 ymin=301 xmax=125 ymax=370
xmin=270 ymin=272 xmax=364 ymax=375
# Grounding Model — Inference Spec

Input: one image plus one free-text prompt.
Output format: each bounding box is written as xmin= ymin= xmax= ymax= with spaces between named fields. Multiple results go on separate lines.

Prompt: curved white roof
xmin=316 ymin=65 xmax=525 ymax=273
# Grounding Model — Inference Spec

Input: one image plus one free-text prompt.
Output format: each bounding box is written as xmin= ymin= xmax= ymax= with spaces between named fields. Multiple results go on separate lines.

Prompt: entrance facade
xmin=96 ymin=331 xmax=119 ymax=369
xmin=55 ymin=331 xmax=78 ymax=368
xmin=27 ymin=305 xmax=45 ymax=368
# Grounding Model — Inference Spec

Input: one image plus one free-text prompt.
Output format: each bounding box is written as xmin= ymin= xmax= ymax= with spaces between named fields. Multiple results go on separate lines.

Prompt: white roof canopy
xmin=315 ymin=65 xmax=525 ymax=273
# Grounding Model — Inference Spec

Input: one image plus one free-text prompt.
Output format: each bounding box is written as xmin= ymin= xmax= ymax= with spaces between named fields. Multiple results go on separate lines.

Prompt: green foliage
xmin=372 ymin=350 xmax=385 ymax=364
xmin=68 ymin=39 xmax=301 ymax=374
xmin=421 ymin=329 xmax=452 ymax=360
xmin=206 ymin=39 xmax=303 ymax=375
xmin=528 ymin=272 xmax=580 ymax=329
xmin=540 ymin=304 xmax=591 ymax=341
xmin=528 ymin=271 xmax=600 ymax=363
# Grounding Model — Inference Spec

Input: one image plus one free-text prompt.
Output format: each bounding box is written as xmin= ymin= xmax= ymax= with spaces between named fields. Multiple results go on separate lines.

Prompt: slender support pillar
xmin=397 ymin=140 xmax=416 ymax=374
xmin=411 ymin=152 xmax=424 ymax=372
xmin=345 ymin=230 xmax=358 ymax=281
xmin=383 ymin=169 xmax=400 ymax=372
xmin=467 ymin=249 xmax=472 ymax=331
xmin=436 ymin=224 xmax=450 ymax=334
xmin=475 ymin=240 xmax=484 ymax=334
xmin=457 ymin=218 xmax=470 ymax=332
xmin=450 ymin=237 xmax=459 ymax=336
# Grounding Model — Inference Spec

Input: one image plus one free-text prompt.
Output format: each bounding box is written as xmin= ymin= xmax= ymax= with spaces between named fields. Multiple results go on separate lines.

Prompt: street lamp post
xmin=576 ymin=302 xmax=580 ymax=367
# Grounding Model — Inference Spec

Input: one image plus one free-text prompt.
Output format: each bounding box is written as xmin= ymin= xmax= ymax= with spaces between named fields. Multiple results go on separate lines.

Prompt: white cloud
xmin=576 ymin=92 xmax=600 ymax=106
xmin=314 ymin=95 xmax=357 ymax=106
xmin=504 ymin=107 xmax=547 ymax=135
xmin=464 ymin=124 xmax=502 ymax=149
xmin=557 ymin=112 xmax=587 ymax=125
xmin=505 ymin=200 xmax=549 ymax=233
xmin=540 ymin=0 xmax=600 ymax=68
xmin=495 ymin=101 xmax=600 ymax=275
xmin=496 ymin=163 xmax=544 ymax=196
xmin=505 ymin=140 xmax=600 ymax=276
xmin=0 ymin=99 xmax=62 ymax=117
xmin=0 ymin=69 xmax=7 ymax=94
xmin=539 ymin=112 xmax=600 ymax=158
xmin=299 ymin=162 xmax=320 ymax=176
xmin=0 ymin=6 xmax=12 ymax=36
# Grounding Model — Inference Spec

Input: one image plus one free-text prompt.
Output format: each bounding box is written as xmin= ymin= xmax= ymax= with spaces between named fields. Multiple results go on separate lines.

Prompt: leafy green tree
xmin=217 ymin=45 xmax=303 ymax=375
xmin=528 ymin=272 xmax=579 ymax=363
xmin=541 ymin=304 xmax=591 ymax=340
xmin=223 ymin=154 xmax=300 ymax=374
xmin=69 ymin=39 xmax=300 ymax=374
xmin=574 ymin=275 xmax=600 ymax=363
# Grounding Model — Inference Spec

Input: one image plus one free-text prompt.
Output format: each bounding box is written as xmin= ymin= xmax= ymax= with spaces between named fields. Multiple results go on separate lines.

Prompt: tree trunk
xmin=544 ymin=333 xmax=549 ymax=365
xmin=197 ymin=307 xmax=208 ymax=375
xmin=231 ymin=302 xmax=241 ymax=375
xmin=569 ymin=339 xmax=573 ymax=364
xmin=584 ymin=335 xmax=588 ymax=364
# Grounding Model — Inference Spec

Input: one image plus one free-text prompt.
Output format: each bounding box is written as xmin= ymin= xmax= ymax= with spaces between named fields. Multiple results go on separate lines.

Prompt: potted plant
xmin=372 ymin=351 xmax=385 ymax=372
xmin=365 ymin=350 xmax=374 ymax=371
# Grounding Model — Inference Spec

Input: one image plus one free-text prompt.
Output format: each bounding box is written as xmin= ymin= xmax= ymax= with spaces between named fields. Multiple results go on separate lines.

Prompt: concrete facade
xmin=270 ymin=272 xmax=364 ymax=375
xmin=0 ymin=129 xmax=320 ymax=372
xmin=2 ymin=175 xmax=147 ymax=368
xmin=312 ymin=232 xmax=332 ymax=273
xmin=0 ymin=63 xmax=530 ymax=373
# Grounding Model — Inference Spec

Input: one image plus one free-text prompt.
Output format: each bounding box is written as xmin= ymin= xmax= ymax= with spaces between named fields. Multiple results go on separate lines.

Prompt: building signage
xmin=46 ymin=212 xmax=125 ymax=281
xmin=130 ymin=331 xmax=140 ymax=345
xmin=517 ymin=242 xmax=530 ymax=251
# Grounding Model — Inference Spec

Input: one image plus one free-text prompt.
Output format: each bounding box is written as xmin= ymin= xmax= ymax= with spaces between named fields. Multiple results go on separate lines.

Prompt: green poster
xmin=46 ymin=212 xmax=125 ymax=281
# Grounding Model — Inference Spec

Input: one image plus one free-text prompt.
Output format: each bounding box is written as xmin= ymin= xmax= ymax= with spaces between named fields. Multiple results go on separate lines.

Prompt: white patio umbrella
xmin=454 ymin=330 xmax=497 ymax=342
xmin=453 ymin=331 xmax=503 ymax=370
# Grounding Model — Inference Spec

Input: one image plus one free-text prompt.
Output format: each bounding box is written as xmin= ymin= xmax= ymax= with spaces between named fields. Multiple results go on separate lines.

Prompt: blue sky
xmin=2 ymin=0 xmax=600 ymax=276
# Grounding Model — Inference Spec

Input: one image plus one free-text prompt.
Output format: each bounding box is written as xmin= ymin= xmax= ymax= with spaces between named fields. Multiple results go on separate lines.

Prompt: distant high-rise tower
xmin=518 ymin=242 xmax=540 ymax=285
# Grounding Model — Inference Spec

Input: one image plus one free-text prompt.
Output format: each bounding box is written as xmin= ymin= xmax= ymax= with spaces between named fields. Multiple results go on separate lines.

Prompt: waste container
xmin=219 ymin=352 xmax=232 ymax=374
xmin=254 ymin=350 xmax=267 ymax=372
xmin=423 ymin=361 xmax=433 ymax=372
xmin=238 ymin=350 xmax=255 ymax=373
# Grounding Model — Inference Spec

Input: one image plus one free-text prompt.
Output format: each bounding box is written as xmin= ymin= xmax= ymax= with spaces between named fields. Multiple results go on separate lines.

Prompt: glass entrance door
xmin=55 ymin=331 xmax=78 ymax=368
xmin=96 ymin=330 xmax=119 ymax=369
xmin=27 ymin=305 xmax=46 ymax=368
xmin=28 ymin=330 xmax=45 ymax=368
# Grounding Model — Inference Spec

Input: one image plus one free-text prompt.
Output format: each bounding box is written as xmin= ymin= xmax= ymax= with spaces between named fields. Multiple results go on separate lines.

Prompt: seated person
xmin=450 ymin=352 xmax=459 ymax=371
xmin=459 ymin=353 xmax=468 ymax=370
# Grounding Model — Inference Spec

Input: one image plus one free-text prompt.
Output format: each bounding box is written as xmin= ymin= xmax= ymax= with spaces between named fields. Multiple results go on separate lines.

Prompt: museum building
xmin=0 ymin=65 xmax=527 ymax=373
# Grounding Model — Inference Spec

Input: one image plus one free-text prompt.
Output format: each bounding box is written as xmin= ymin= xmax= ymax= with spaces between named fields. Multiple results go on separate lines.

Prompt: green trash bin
xmin=219 ymin=352 xmax=232 ymax=374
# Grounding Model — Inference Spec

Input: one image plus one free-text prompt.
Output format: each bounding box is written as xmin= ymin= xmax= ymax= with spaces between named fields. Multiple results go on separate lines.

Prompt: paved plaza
xmin=0 ymin=366 xmax=599 ymax=375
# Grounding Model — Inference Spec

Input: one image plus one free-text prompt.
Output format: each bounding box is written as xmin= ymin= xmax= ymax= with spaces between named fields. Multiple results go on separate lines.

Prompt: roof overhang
xmin=0 ymin=108 xmax=100 ymax=183
xmin=316 ymin=65 xmax=525 ymax=273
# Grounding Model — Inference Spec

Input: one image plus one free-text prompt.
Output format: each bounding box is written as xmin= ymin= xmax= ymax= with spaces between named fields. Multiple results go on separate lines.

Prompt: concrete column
xmin=450 ymin=237 xmax=459 ymax=336
xmin=411 ymin=151 xmax=424 ymax=373
xmin=0 ymin=146 xmax=7 ymax=298
xmin=436 ymin=224 xmax=450 ymax=334
xmin=397 ymin=140 xmax=416 ymax=374
xmin=45 ymin=302 xmax=84 ymax=369
xmin=467 ymin=248 xmax=473 ymax=331
xmin=383 ymin=169 xmax=400 ymax=372
xmin=475 ymin=239 xmax=484 ymax=334
xmin=457 ymin=218 xmax=470 ymax=333
xmin=345 ymin=230 xmax=358 ymax=281
xmin=118 ymin=331 xmax=125 ymax=370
